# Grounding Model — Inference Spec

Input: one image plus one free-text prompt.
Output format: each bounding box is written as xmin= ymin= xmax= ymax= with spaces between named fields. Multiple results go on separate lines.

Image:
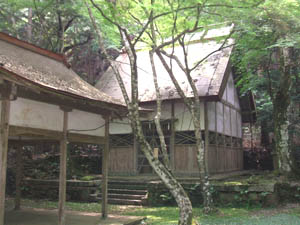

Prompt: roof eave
xmin=0 ymin=32 xmax=70 ymax=68
xmin=0 ymin=67 xmax=127 ymax=115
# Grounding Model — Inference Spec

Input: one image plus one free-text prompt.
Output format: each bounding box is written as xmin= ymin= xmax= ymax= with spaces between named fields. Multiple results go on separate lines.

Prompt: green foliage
xmin=80 ymin=175 xmax=96 ymax=181
xmin=232 ymin=0 xmax=300 ymax=99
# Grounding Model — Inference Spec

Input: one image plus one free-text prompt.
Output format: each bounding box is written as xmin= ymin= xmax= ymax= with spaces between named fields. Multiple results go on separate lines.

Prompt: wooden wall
xmin=207 ymin=145 xmax=243 ymax=174
xmin=174 ymin=145 xmax=199 ymax=174
xmin=108 ymin=147 xmax=135 ymax=174
xmin=174 ymin=144 xmax=243 ymax=175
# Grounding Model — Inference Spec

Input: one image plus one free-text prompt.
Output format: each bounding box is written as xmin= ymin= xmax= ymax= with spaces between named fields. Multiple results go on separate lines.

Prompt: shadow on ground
xmin=5 ymin=208 xmax=144 ymax=225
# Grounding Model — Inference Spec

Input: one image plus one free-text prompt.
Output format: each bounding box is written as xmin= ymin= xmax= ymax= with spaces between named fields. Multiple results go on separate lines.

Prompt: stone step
xmin=108 ymin=184 xmax=147 ymax=190
xmin=108 ymin=188 xmax=147 ymax=195
xmin=96 ymin=197 xmax=143 ymax=206
xmin=98 ymin=193 xmax=145 ymax=200
xmin=107 ymin=180 xmax=149 ymax=186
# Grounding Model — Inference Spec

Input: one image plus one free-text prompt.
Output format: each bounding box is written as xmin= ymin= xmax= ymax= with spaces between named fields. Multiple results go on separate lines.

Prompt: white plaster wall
xmin=222 ymin=73 xmax=241 ymax=110
xmin=108 ymin=102 xmax=173 ymax=135
xmin=10 ymin=98 xmax=63 ymax=131
xmin=227 ymin=73 xmax=235 ymax=106
xmin=237 ymin=111 xmax=242 ymax=138
xmin=68 ymin=110 xmax=105 ymax=136
xmin=234 ymin=88 xmax=241 ymax=110
xmin=230 ymin=108 xmax=237 ymax=137
xmin=143 ymin=101 xmax=205 ymax=131
xmin=139 ymin=102 xmax=172 ymax=120
xmin=161 ymin=102 xmax=172 ymax=119
xmin=110 ymin=118 xmax=132 ymax=134
xmin=174 ymin=102 xmax=204 ymax=131
xmin=222 ymin=84 xmax=227 ymax=102
xmin=9 ymin=98 xmax=105 ymax=137
xmin=216 ymin=102 xmax=224 ymax=133
xmin=207 ymin=102 xmax=216 ymax=131
xmin=224 ymin=105 xmax=231 ymax=135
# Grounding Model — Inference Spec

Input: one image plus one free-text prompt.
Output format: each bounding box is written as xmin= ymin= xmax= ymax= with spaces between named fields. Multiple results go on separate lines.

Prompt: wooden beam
xmin=9 ymin=125 xmax=105 ymax=144
xmin=14 ymin=144 xmax=23 ymax=210
xmin=0 ymin=97 xmax=11 ymax=225
xmin=0 ymin=82 xmax=17 ymax=101
xmin=58 ymin=110 xmax=68 ymax=225
xmin=102 ymin=116 xmax=109 ymax=219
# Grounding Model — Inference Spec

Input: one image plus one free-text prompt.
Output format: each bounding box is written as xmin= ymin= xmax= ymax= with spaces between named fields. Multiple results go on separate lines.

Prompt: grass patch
xmin=6 ymin=199 xmax=300 ymax=225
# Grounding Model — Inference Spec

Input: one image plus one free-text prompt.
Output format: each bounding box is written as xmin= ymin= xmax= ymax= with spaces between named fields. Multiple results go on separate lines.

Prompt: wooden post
xmin=58 ymin=110 xmax=69 ymax=225
xmin=153 ymin=148 xmax=159 ymax=159
xmin=204 ymin=101 xmax=209 ymax=175
xmin=14 ymin=143 xmax=23 ymax=210
xmin=102 ymin=115 xmax=109 ymax=219
xmin=170 ymin=102 xmax=175 ymax=172
xmin=215 ymin=103 xmax=218 ymax=147
xmin=133 ymin=136 xmax=138 ymax=175
xmin=0 ymin=88 xmax=11 ymax=225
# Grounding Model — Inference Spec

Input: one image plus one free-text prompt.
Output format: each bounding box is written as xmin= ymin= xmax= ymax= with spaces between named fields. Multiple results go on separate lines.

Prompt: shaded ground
xmin=5 ymin=199 xmax=300 ymax=225
xmin=201 ymin=214 xmax=300 ymax=225
xmin=200 ymin=204 xmax=300 ymax=225
xmin=5 ymin=208 xmax=145 ymax=225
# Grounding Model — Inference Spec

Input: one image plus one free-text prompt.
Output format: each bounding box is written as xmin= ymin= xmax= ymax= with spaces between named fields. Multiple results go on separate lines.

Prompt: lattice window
xmin=137 ymin=120 xmax=172 ymax=174
xmin=141 ymin=120 xmax=172 ymax=137
xmin=237 ymin=138 xmax=242 ymax=148
xmin=110 ymin=134 xmax=134 ymax=147
xmin=174 ymin=131 xmax=203 ymax=145
xmin=232 ymin=137 xmax=238 ymax=148
xmin=209 ymin=131 xmax=217 ymax=145
xmin=225 ymin=135 xmax=231 ymax=147
xmin=216 ymin=133 xmax=225 ymax=146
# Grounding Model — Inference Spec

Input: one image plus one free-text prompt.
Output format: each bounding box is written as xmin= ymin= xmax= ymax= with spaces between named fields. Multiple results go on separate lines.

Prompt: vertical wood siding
xmin=109 ymin=147 xmax=135 ymax=173
xmin=174 ymin=144 xmax=243 ymax=174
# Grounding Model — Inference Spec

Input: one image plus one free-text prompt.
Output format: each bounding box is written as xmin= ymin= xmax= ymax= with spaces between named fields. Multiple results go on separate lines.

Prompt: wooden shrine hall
xmin=96 ymin=25 xmax=256 ymax=176
xmin=0 ymin=32 xmax=127 ymax=225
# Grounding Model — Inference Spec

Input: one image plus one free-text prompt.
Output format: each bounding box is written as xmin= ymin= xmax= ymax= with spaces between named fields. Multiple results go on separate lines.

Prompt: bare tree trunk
xmin=133 ymin=110 xmax=193 ymax=225
xmin=149 ymin=7 xmax=171 ymax=171
xmin=150 ymin=50 xmax=171 ymax=171
xmin=85 ymin=1 xmax=193 ymax=223
xmin=155 ymin=46 xmax=214 ymax=213
xmin=27 ymin=8 xmax=32 ymax=42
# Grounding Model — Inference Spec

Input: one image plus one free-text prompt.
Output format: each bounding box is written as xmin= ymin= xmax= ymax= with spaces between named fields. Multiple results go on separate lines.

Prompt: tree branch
xmin=85 ymin=0 xmax=131 ymax=106
xmin=63 ymin=33 xmax=93 ymax=52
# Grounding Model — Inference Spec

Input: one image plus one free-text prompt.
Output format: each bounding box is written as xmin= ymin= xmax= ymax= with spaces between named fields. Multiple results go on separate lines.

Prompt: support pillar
xmin=170 ymin=102 xmax=175 ymax=172
xmin=14 ymin=143 xmax=23 ymax=210
xmin=204 ymin=101 xmax=209 ymax=175
xmin=102 ymin=115 xmax=109 ymax=219
xmin=133 ymin=136 xmax=138 ymax=175
xmin=0 ymin=85 xmax=12 ymax=225
xmin=58 ymin=109 xmax=69 ymax=225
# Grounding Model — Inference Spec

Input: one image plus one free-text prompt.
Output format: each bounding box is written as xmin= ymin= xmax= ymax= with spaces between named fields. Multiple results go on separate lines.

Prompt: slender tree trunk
xmin=149 ymin=13 xmax=171 ymax=170
xmin=85 ymin=2 xmax=193 ymax=223
xmin=132 ymin=109 xmax=193 ymax=225
xmin=27 ymin=8 xmax=32 ymax=42
xmin=155 ymin=46 xmax=214 ymax=213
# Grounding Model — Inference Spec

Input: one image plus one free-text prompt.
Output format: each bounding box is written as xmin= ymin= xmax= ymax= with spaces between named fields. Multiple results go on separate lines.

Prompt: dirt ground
xmin=4 ymin=208 xmax=145 ymax=225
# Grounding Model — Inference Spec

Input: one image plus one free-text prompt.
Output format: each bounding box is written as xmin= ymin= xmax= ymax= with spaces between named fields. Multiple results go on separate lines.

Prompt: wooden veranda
xmin=0 ymin=32 xmax=127 ymax=225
